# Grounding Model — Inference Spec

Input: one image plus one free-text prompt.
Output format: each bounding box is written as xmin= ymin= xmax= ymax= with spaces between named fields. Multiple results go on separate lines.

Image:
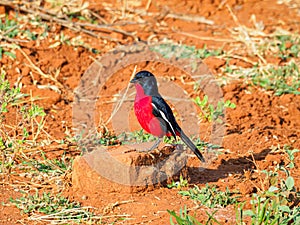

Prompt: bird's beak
xmin=130 ymin=77 xmax=137 ymax=83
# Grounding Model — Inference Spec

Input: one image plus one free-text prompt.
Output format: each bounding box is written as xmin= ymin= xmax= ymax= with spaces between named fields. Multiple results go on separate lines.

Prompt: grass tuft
xmin=179 ymin=184 xmax=239 ymax=208
xmin=150 ymin=44 xmax=223 ymax=59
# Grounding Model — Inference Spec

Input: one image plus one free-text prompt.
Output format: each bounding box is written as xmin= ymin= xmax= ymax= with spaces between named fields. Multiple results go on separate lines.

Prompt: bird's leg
xmin=148 ymin=138 xmax=162 ymax=151
xmin=136 ymin=138 xmax=162 ymax=152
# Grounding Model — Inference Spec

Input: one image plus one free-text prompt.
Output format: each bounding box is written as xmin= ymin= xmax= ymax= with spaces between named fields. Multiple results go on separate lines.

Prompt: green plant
xmin=119 ymin=129 xmax=179 ymax=149
xmin=118 ymin=130 xmax=169 ymax=146
xmin=240 ymin=190 xmax=300 ymax=225
xmin=225 ymin=62 xmax=300 ymax=96
xmin=10 ymin=192 xmax=81 ymax=215
xmin=97 ymin=132 xmax=120 ymax=146
xmin=10 ymin=189 xmax=129 ymax=223
xmin=118 ymin=129 xmax=157 ymax=144
xmin=0 ymin=72 xmax=25 ymax=116
xmin=167 ymin=175 xmax=189 ymax=189
xmin=193 ymin=95 xmax=236 ymax=122
xmin=150 ymin=44 xmax=223 ymax=59
xmin=20 ymin=151 xmax=72 ymax=175
xmin=237 ymin=160 xmax=300 ymax=225
xmin=49 ymin=32 xmax=96 ymax=52
xmin=0 ymin=17 xmax=19 ymax=38
xmin=275 ymin=35 xmax=300 ymax=60
xmin=284 ymin=146 xmax=300 ymax=169
xmin=0 ymin=72 xmax=50 ymax=174
xmin=0 ymin=16 xmax=40 ymax=59
xmin=168 ymin=206 xmax=221 ymax=225
xmin=270 ymin=145 xmax=299 ymax=170
xmin=255 ymin=34 xmax=300 ymax=61
xmin=194 ymin=138 xmax=222 ymax=155
xmin=168 ymin=206 xmax=202 ymax=225
xmin=120 ymin=130 xmax=215 ymax=154
xmin=10 ymin=191 xmax=94 ymax=223
xmin=252 ymin=62 xmax=300 ymax=95
xmin=179 ymin=184 xmax=239 ymax=208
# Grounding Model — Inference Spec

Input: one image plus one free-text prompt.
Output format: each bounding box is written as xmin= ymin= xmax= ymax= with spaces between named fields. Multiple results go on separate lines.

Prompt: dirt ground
xmin=1 ymin=0 xmax=300 ymax=224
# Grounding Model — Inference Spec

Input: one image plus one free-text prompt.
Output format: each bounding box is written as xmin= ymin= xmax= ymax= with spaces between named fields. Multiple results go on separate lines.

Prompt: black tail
xmin=177 ymin=128 xmax=205 ymax=162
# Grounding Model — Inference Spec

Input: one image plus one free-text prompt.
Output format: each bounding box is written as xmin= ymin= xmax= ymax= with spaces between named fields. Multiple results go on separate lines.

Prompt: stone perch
xmin=72 ymin=144 xmax=188 ymax=196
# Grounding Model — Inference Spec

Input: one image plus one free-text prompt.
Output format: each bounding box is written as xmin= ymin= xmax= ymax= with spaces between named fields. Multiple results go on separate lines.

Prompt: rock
xmin=72 ymin=144 xmax=188 ymax=196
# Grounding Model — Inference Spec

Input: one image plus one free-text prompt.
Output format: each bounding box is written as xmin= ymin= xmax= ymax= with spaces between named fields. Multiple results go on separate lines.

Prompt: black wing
xmin=151 ymin=96 xmax=205 ymax=162
xmin=151 ymin=95 xmax=179 ymax=139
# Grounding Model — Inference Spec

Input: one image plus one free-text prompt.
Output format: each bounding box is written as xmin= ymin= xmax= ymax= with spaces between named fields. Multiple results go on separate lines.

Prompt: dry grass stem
xmin=176 ymin=31 xmax=237 ymax=43
xmin=30 ymin=207 xmax=131 ymax=224
xmin=166 ymin=13 xmax=214 ymax=25
xmin=18 ymin=48 xmax=65 ymax=90
xmin=220 ymin=53 xmax=257 ymax=65
xmin=103 ymin=200 xmax=135 ymax=214
xmin=105 ymin=65 xmax=137 ymax=125
xmin=226 ymin=4 xmax=267 ymax=65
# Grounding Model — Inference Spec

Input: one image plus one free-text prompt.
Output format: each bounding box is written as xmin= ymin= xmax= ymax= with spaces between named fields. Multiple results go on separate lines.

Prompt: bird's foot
xmin=174 ymin=144 xmax=184 ymax=150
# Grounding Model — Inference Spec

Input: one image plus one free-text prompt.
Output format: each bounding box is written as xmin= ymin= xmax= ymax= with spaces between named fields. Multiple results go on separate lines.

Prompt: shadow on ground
xmin=188 ymin=148 xmax=272 ymax=184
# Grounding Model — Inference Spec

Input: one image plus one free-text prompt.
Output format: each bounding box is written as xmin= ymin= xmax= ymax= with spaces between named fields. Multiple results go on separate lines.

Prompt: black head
xmin=130 ymin=70 xmax=159 ymax=96
xmin=130 ymin=70 xmax=154 ymax=84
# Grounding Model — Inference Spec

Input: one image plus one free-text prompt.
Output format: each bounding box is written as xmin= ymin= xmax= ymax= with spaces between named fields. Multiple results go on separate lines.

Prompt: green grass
xmin=150 ymin=44 xmax=223 ymax=59
xmin=251 ymin=62 xmax=300 ymax=95
xmin=167 ymin=175 xmax=189 ymax=189
xmin=0 ymin=89 xmax=46 ymax=157
xmin=179 ymin=184 xmax=239 ymax=208
xmin=0 ymin=16 xmax=42 ymax=59
xmin=193 ymin=95 xmax=236 ymax=122
xmin=276 ymin=35 xmax=300 ymax=60
xmin=168 ymin=206 xmax=221 ymax=225
xmin=259 ymin=35 xmax=300 ymax=60
xmin=236 ymin=175 xmax=300 ymax=225
xmin=168 ymin=206 xmax=203 ymax=225
xmin=118 ymin=129 xmax=157 ymax=144
xmin=284 ymin=146 xmax=300 ymax=169
xmin=223 ymin=61 xmax=300 ymax=95
xmin=10 ymin=192 xmax=82 ymax=215
xmin=9 ymin=192 xmax=94 ymax=223
xmin=0 ymin=14 xmax=96 ymax=60
xmin=169 ymin=145 xmax=300 ymax=225
xmin=0 ymin=72 xmax=48 ymax=173
xmin=18 ymin=150 xmax=72 ymax=176
xmin=0 ymin=72 xmax=26 ymax=115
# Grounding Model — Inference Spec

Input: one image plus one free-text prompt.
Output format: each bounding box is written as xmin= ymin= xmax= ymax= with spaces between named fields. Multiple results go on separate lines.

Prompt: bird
xmin=130 ymin=70 xmax=205 ymax=162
